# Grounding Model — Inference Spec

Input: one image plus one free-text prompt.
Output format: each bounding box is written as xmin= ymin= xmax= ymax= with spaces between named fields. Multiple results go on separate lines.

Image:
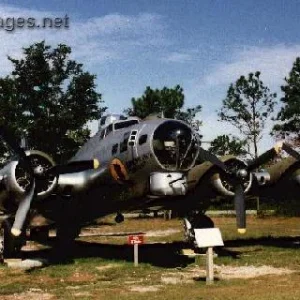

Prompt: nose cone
xmin=152 ymin=120 xmax=198 ymax=170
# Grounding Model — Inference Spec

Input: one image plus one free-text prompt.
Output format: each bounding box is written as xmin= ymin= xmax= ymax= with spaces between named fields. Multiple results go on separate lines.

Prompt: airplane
xmin=0 ymin=114 xmax=298 ymax=262
xmin=249 ymin=145 xmax=300 ymax=204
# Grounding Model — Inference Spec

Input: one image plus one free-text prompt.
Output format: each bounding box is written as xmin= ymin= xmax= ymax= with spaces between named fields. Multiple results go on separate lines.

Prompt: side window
xmin=100 ymin=116 xmax=107 ymax=126
xmin=112 ymin=143 xmax=118 ymax=155
xmin=120 ymin=132 xmax=130 ymax=153
xmin=106 ymin=124 xmax=113 ymax=135
xmin=99 ymin=129 xmax=106 ymax=140
xmin=138 ymin=134 xmax=148 ymax=145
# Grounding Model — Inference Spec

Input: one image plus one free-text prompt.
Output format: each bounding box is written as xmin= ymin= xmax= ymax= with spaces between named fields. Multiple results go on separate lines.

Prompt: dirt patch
xmin=214 ymin=265 xmax=296 ymax=279
xmin=79 ymin=228 xmax=181 ymax=238
xmin=129 ymin=285 xmax=162 ymax=293
xmin=95 ymin=263 xmax=121 ymax=271
xmin=161 ymin=271 xmax=196 ymax=285
xmin=66 ymin=270 xmax=96 ymax=283
xmin=73 ymin=291 xmax=92 ymax=297
xmin=145 ymin=229 xmax=181 ymax=237
xmin=0 ymin=290 xmax=55 ymax=300
xmin=161 ymin=265 xmax=296 ymax=284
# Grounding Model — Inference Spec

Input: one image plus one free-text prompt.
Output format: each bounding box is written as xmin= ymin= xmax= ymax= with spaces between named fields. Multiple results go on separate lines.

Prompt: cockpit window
xmin=106 ymin=124 xmax=113 ymax=135
xmin=100 ymin=116 xmax=107 ymax=126
xmin=152 ymin=121 xmax=199 ymax=170
xmin=115 ymin=120 xmax=139 ymax=130
xmin=99 ymin=129 xmax=106 ymax=140
xmin=120 ymin=132 xmax=130 ymax=153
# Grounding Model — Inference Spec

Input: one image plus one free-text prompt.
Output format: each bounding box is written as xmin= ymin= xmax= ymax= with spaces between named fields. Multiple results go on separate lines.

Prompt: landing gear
xmin=115 ymin=212 xmax=124 ymax=223
xmin=183 ymin=212 xmax=214 ymax=247
xmin=0 ymin=219 xmax=24 ymax=262
xmin=52 ymin=196 xmax=82 ymax=263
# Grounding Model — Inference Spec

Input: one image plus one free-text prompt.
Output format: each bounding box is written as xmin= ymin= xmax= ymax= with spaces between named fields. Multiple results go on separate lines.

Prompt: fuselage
xmin=53 ymin=117 xmax=199 ymax=220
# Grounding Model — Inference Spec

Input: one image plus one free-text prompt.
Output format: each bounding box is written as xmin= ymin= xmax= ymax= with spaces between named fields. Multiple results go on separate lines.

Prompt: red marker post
xmin=128 ymin=235 xmax=144 ymax=266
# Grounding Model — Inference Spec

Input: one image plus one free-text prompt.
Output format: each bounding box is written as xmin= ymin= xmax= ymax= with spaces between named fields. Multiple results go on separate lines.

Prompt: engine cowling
xmin=1 ymin=150 xmax=57 ymax=209
xmin=211 ymin=158 xmax=253 ymax=196
xmin=252 ymin=170 xmax=271 ymax=186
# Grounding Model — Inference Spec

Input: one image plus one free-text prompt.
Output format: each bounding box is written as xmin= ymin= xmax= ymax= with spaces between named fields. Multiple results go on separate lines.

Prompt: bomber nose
xmin=152 ymin=120 xmax=199 ymax=170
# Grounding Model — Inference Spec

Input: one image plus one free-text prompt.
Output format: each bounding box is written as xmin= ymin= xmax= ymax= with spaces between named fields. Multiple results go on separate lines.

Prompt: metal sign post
xmin=194 ymin=228 xmax=224 ymax=285
xmin=128 ymin=235 xmax=144 ymax=267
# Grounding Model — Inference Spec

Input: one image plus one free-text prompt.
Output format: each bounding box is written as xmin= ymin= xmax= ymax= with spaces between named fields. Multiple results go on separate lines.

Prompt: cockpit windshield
xmin=152 ymin=121 xmax=199 ymax=170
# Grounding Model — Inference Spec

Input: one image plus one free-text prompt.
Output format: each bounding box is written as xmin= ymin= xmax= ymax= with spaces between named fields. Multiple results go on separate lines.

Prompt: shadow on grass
xmin=22 ymin=235 xmax=300 ymax=267
xmin=73 ymin=241 xmax=193 ymax=268
xmin=22 ymin=239 xmax=240 ymax=267
xmin=224 ymin=236 xmax=300 ymax=249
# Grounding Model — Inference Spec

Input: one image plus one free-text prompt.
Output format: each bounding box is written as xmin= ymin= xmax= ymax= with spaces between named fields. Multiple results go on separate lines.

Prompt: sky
xmin=0 ymin=0 xmax=299 ymax=153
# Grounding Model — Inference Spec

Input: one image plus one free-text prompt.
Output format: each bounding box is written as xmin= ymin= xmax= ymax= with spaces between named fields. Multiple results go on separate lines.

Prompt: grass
xmin=0 ymin=215 xmax=300 ymax=299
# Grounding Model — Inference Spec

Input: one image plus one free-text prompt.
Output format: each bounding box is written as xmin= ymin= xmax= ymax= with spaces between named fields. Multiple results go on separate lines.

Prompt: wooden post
xmin=206 ymin=247 xmax=214 ymax=284
xmin=134 ymin=243 xmax=138 ymax=267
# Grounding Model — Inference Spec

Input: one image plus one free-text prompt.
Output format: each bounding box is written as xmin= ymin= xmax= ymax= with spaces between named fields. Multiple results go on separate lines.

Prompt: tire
xmin=1 ymin=219 xmax=23 ymax=258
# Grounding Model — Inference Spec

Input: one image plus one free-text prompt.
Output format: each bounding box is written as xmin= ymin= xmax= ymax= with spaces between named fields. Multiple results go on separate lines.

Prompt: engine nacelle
xmin=252 ymin=170 xmax=271 ymax=186
xmin=57 ymin=167 xmax=106 ymax=195
xmin=0 ymin=150 xmax=57 ymax=211
xmin=211 ymin=159 xmax=253 ymax=196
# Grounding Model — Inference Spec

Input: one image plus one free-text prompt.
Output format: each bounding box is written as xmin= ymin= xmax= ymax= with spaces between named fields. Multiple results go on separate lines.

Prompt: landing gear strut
xmin=115 ymin=212 xmax=124 ymax=223
xmin=183 ymin=212 xmax=214 ymax=247
xmin=0 ymin=219 xmax=24 ymax=262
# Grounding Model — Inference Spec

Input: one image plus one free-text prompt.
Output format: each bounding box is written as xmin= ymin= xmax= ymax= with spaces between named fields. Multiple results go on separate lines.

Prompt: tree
xmin=125 ymin=85 xmax=202 ymax=129
xmin=218 ymin=71 xmax=277 ymax=158
xmin=0 ymin=41 xmax=105 ymax=162
xmin=272 ymin=57 xmax=300 ymax=145
xmin=208 ymin=134 xmax=248 ymax=157
xmin=175 ymin=106 xmax=202 ymax=131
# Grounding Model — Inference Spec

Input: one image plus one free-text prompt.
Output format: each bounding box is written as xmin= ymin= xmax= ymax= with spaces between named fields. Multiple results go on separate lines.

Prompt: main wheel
xmin=183 ymin=212 xmax=214 ymax=247
xmin=52 ymin=196 xmax=82 ymax=263
xmin=0 ymin=219 xmax=24 ymax=259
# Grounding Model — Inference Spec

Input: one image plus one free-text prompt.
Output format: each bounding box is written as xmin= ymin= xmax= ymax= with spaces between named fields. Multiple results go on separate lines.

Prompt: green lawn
xmin=0 ymin=215 xmax=300 ymax=299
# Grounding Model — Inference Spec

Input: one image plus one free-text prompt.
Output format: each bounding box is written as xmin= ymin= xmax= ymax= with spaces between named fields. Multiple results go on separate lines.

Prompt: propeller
xmin=197 ymin=141 xmax=298 ymax=234
xmin=0 ymin=126 xmax=99 ymax=237
xmin=197 ymin=147 xmax=247 ymax=233
xmin=282 ymin=143 xmax=300 ymax=161
xmin=246 ymin=141 xmax=283 ymax=172
xmin=0 ymin=126 xmax=35 ymax=237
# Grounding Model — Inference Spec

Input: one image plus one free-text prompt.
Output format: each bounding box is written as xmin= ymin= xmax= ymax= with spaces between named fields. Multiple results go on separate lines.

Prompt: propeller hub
xmin=34 ymin=165 xmax=45 ymax=176
xmin=236 ymin=169 xmax=248 ymax=179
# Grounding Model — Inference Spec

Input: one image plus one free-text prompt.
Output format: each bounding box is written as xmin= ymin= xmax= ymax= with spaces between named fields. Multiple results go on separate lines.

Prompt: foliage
xmin=125 ymin=85 xmax=202 ymax=129
xmin=0 ymin=41 xmax=105 ymax=162
xmin=175 ymin=105 xmax=202 ymax=131
xmin=208 ymin=134 xmax=248 ymax=157
xmin=218 ymin=71 xmax=277 ymax=158
xmin=272 ymin=57 xmax=300 ymax=145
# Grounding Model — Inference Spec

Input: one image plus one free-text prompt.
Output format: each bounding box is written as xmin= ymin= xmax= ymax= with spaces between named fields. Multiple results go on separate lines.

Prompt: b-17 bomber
xmin=0 ymin=114 xmax=299 ymax=262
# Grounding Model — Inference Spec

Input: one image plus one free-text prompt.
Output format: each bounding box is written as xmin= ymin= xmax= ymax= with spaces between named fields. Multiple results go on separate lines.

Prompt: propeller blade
xmin=247 ymin=142 xmax=284 ymax=172
xmin=247 ymin=149 xmax=278 ymax=172
xmin=0 ymin=126 xmax=36 ymax=236
xmin=47 ymin=159 xmax=100 ymax=176
xmin=234 ymin=183 xmax=246 ymax=234
xmin=198 ymin=148 xmax=227 ymax=171
xmin=196 ymin=146 xmax=248 ymax=233
xmin=11 ymin=181 xmax=35 ymax=237
xmin=282 ymin=143 xmax=300 ymax=161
